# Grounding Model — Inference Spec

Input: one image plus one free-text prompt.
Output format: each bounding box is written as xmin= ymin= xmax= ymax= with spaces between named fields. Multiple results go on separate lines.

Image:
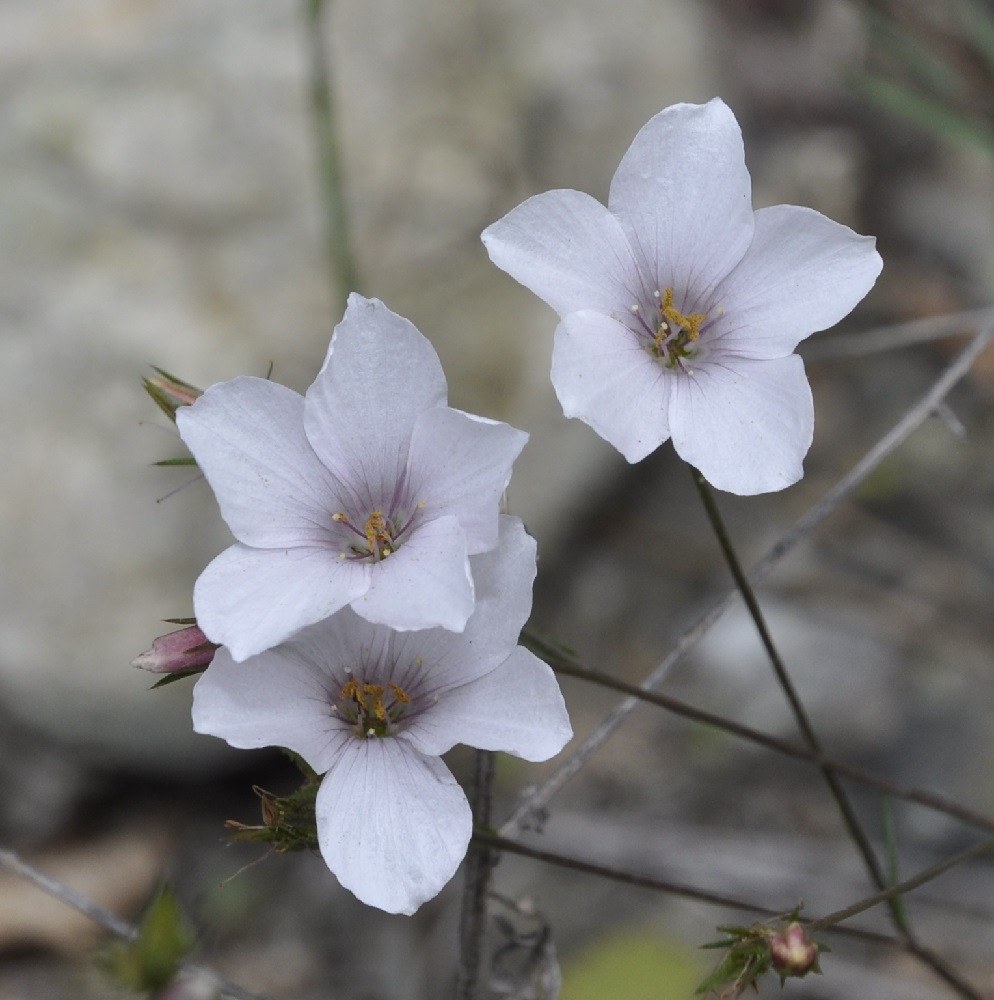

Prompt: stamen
xmin=362 ymin=683 xmax=387 ymax=720
xmin=341 ymin=678 xmax=365 ymax=709
xmin=651 ymin=287 xmax=709 ymax=367
xmin=388 ymin=682 xmax=411 ymax=704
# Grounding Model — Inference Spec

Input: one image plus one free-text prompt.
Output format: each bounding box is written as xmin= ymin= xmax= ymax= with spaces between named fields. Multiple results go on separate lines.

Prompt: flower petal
xmin=177 ymin=377 xmax=341 ymax=548
xmin=194 ymin=543 xmax=370 ymax=661
xmin=551 ymin=310 xmax=672 ymax=463
xmin=316 ymin=739 xmax=471 ymax=914
xmin=304 ymin=295 xmax=448 ymax=503
xmin=402 ymin=648 xmax=572 ymax=760
xmin=388 ymin=516 xmax=538 ymax=692
xmin=668 ymin=354 xmax=814 ymax=495
xmin=351 ymin=515 xmax=474 ymax=632
xmin=709 ymin=205 xmax=883 ymax=358
xmin=482 ymin=189 xmax=644 ymax=318
xmin=191 ymin=645 xmax=350 ymax=772
xmin=608 ymin=99 xmax=754 ymax=304
xmin=408 ymin=408 xmax=528 ymax=555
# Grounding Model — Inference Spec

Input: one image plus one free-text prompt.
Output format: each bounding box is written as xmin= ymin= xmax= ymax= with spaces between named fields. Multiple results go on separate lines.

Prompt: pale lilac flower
xmin=192 ymin=517 xmax=572 ymax=915
xmin=482 ymin=99 xmax=883 ymax=494
xmin=177 ymin=294 xmax=528 ymax=661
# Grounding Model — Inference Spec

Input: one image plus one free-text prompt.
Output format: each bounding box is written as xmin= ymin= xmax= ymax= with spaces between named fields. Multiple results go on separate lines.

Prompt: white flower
xmin=177 ymin=294 xmax=528 ymax=661
xmin=482 ymin=99 xmax=882 ymax=494
xmin=191 ymin=517 xmax=572 ymax=915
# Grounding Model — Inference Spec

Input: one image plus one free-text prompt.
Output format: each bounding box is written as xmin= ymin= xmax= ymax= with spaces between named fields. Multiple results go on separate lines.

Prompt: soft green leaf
xmin=100 ymin=885 xmax=195 ymax=992
xmin=850 ymin=72 xmax=994 ymax=156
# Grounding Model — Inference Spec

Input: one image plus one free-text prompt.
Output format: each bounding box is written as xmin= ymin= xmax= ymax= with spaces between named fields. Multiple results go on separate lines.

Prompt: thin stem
xmin=0 ymin=847 xmax=272 ymax=1000
xmin=500 ymin=320 xmax=994 ymax=837
xmin=690 ymin=466 xmax=890 ymax=891
xmin=802 ymin=306 xmax=994 ymax=360
xmin=303 ymin=0 xmax=360 ymax=312
xmin=472 ymin=832 xmax=896 ymax=948
xmin=457 ymin=750 xmax=498 ymax=1000
xmin=523 ymin=630 xmax=994 ymax=837
xmin=689 ymin=469 xmax=984 ymax=1000
xmin=807 ymin=837 xmax=994 ymax=934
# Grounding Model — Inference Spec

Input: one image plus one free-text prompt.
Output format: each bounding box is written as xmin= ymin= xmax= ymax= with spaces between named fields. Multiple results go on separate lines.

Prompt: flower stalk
xmin=689 ymin=464 xmax=984 ymax=1000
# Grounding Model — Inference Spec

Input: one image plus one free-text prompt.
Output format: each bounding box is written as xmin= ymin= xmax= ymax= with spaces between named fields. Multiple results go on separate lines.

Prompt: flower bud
xmin=769 ymin=922 xmax=819 ymax=979
xmin=133 ymin=625 xmax=217 ymax=674
xmin=144 ymin=367 xmax=202 ymax=422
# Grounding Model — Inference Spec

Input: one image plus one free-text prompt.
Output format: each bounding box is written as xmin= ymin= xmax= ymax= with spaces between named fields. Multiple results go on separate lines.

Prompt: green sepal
xmin=149 ymin=666 xmax=209 ymax=689
xmin=225 ymin=775 xmax=321 ymax=854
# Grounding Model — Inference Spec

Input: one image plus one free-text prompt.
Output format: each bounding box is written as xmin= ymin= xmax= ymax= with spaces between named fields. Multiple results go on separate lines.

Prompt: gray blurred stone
xmin=0 ymin=0 xmax=715 ymax=768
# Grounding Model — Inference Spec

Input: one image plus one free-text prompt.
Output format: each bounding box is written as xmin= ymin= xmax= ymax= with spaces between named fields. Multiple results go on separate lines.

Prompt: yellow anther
xmin=332 ymin=512 xmax=349 ymax=522
xmin=364 ymin=511 xmax=387 ymax=548
xmin=341 ymin=678 xmax=365 ymax=708
xmin=363 ymin=683 xmax=387 ymax=720
xmin=388 ymin=682 xmax=411 ymax=704
xmin=660 ymin=287 xmax=706 ymax=342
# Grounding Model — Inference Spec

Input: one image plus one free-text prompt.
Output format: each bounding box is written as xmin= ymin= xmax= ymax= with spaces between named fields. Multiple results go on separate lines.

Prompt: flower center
xmin=332 ymin=502 xmax=425 ymax=562
xmin=651 ymin=288 xmax=707 ymax=369
xmin=336 ymin=677 xmax=412 ymax=738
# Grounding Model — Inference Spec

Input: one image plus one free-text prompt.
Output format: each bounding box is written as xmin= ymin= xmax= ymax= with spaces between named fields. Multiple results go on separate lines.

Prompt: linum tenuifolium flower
xmin=192 ymin=517 xmax=572 ymax=914
xmin=482 ymin=99 xmax=883 ymax=495
xmin=177 ymin=294 xmax=528 ymax=662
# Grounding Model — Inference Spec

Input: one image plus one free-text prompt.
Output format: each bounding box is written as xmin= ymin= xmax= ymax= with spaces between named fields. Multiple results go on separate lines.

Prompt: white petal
xmin=608 ymin=99 xmax=754 ymax=304
xmin=455 ymin=516 xmax=537 ymax=665
xmin=402 ymin=648 xmax=572 ymax=760
xmin=389 ymin=516 xmax=539 ymax=693
xmin=551 ymin=310 xmax=672 ymax=463
xmin=191 ymin=646 xmax=350 ymax=772
xmin=316 ymin=739 xmax=471 ymax=914
xmin=709 ymin=205 xmax=883 ymax=358
xmin=351 ymin=515 xmax=474 ymax=632
xmin=482 ymin=189 xmax=644 ymax=318
xmin=194 ymin=543 xmax=370 ymax=661
xmin=668 ymin=354 xmax=814 ymax=495
xmin=305 ymin=295 xmax=448 ymax=503
xmin=407 ymin=408 xmax=528 ymax=555
xmin=177 ymin=377 xmax=341 ymax=548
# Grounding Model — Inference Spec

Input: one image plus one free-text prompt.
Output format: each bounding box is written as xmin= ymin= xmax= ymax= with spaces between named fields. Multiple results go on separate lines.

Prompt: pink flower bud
xmin=133 ymin=625 xmax=217 ymax=674
xmin=144 ymin=367 xmax=203 ymax=423
xmin=769 ymin=922 xmax=819 ymax=978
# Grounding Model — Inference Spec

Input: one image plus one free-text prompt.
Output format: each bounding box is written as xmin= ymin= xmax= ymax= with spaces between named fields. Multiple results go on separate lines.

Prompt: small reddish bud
xmin=769 ymin=922 xmax=819 ymax=979
xmin=144 ymin=367 xmax=203 ymax=422
xmin=133 ymin=625 xmax=217 ymax=674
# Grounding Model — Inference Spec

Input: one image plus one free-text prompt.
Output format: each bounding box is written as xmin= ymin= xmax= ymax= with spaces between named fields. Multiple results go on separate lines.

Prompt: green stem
xmin=522 ymin=629 xmax=994 ymax=838
xmin=691 ymin=467 xmax=887 ymax=886
xmin=303 ymin=0 xmax=360 ymax=312
xmin=456 ymin=750 xmax=497 ymax=1000
xmin=689 ymin=466 xmax=982 ymax=1000
xmin=471 ymin=832 xmax=895 ymax=948
xmin=807 ymin=837 xmax=994 ymax=934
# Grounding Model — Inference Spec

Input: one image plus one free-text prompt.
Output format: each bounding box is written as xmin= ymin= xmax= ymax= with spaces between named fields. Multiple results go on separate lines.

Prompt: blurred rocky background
xmin=2 ymin=0 xmax=994 ymax=997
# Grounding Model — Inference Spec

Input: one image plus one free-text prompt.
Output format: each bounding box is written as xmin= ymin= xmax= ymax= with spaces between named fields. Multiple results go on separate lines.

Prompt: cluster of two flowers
xmin=178 ymin=295 xmax=572 ymax=916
